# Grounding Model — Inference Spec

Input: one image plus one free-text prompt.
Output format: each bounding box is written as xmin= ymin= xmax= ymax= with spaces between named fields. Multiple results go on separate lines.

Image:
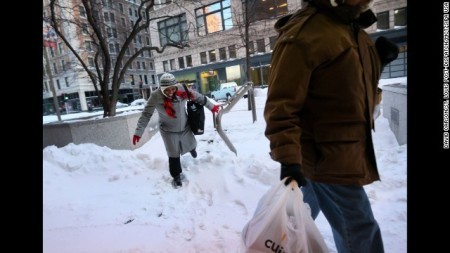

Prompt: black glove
xmin=375 ymin=36 xmax=399 ymax=70
xmin=280 ymin=164 xmax=307 ymax=187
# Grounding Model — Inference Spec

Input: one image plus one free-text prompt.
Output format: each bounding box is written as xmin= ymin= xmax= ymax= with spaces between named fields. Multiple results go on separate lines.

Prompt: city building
xmin=43 ymin=0 xmax=157 ymax=115
xmin=149 ymin=0 xmax=406 ymax=95
xmin=42 ymin=0 xmax=407 ymax=114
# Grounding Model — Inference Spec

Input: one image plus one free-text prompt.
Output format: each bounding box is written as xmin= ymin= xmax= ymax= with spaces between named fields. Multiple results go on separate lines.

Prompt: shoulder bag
xmin=182 ymin=84 xmax=206 ymax=135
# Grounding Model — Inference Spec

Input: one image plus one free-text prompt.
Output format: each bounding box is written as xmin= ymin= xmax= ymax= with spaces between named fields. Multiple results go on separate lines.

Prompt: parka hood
xmin=274 ymin=0 xmax=376 ymax=33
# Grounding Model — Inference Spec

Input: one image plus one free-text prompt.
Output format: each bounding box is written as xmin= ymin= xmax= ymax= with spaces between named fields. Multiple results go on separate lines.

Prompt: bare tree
xmin=230 ymin=0 xmax=283 ymax=84
xmin=45 ymin=0 xmax=189 ymax=117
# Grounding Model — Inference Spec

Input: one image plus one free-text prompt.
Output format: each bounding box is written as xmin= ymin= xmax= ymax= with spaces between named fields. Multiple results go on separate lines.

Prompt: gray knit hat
xmin=159 ymin=73 xmax=177 ymax=87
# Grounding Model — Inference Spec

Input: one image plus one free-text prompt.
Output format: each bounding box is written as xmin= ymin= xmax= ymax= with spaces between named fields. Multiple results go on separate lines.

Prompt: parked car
xmin=210 ymin=82 xmax=238 ymax=101
xmin=130 ymin=98 xmax=147 ymax=106
xmin=116 ymin=101 xmax=129 ymax=108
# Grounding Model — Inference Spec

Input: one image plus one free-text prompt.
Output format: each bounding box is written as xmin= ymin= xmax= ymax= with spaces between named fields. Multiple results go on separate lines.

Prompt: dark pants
xmin=302 ymin=180 xmax=384 ymax=253
xmin=168 ymin=157 xmax=182 ymax=178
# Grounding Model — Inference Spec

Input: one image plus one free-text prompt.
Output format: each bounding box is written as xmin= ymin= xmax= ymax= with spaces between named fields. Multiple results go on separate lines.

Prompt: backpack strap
xmin=182 ymin=84 xmax=192 ymax=101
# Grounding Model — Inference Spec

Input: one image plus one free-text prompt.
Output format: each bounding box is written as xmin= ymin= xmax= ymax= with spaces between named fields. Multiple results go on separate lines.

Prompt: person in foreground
xmin=264 ymin=0 xmax=399 ymax=252
xmin=132 ymin=73 xmax=220 ymax=188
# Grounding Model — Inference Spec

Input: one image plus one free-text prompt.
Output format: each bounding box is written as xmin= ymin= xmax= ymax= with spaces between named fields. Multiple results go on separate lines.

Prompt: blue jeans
xmin=302 ymin=180 xmax=384 ymax=253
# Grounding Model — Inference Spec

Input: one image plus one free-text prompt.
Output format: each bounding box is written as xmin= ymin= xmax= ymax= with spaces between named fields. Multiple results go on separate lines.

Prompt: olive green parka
xmin=264 ymin=1 xmax=382 ymax=186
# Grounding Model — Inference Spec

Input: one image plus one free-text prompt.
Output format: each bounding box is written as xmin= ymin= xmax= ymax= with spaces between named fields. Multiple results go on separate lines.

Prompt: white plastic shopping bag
xmin=240 ymin=179 xmax=329 ymax=253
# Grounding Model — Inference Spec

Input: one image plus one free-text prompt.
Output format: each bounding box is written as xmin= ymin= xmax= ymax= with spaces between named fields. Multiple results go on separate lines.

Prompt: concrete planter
xmin=43 ymin=112 xmax=159 ymax=150
xmin=382 ymin=83 xmax=407 ymax=145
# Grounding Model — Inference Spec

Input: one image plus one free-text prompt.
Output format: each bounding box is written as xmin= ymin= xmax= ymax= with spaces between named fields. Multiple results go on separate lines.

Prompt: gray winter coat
xmin=134 ymin=85 xmax=215 ymax=157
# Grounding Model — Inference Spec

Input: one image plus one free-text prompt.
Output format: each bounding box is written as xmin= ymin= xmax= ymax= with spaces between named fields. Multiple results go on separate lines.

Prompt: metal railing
xmin=213 ymin=82 xmax=256 ymax=155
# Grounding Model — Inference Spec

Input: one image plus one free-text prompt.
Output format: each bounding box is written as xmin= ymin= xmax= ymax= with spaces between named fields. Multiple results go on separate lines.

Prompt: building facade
xmin=42 ymin=0 xmax=407 ymax=114
xmin=148 ymin=0 xmax=406 ymax=96
xmin=43 ymin=0 xmax=157 ymax=115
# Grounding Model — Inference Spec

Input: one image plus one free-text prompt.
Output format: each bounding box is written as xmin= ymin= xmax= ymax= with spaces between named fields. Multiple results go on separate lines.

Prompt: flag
xmin=43 ymin=24 xmax=57 ymax=49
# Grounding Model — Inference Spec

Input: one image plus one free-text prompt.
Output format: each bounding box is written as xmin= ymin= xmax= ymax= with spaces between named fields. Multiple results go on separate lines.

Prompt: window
xmin=158 ymin=14 xmax=189 ymax=46
xmin=110 ymin=13 xmax=115 ymax=23
xmin=143 ymin=62 xmax=146 ymax=69
xmin=104 ymin=12 xmax=110 ymax=22
xmin=269 ymin=36 xmax=277 ymax=50
xmin=79 ymin=6 xmax=86 ymax=17
xmin=170 ymin=59 xmax=176 ymax=70
xmin=219 ymin=47 xmax=226 ymax=60
xmin=119 ymin=3 xmax=124 ymax=14
xmin=88 ymin=57 xmax=95 ymax=67
xmin=121 ymin=18 xmax=126 ymax=27
xmin=394 ymin=7 xmax=407 ymax=27
xmin=85 ymin=41 xmax=93 ymax=51
xmin=163 ymin=61 xmax=169 ymax=71
xmin=146 ymin=37 xmax=150 ymax=45
xmin=256 ymin=38 xmax=265 ymax=53
xmin=134 ymin=9 xmax=138 ymax=17
xmin=53 ymin=62 xmax=58 ymax=74
xmin=81 ymin=23 xmax=89 ymax=34
xmin=186 ymin=55 xmax=193 ymax=67
xmin=50 ymin=47 xmax=55 ymax=57
xmin=248 ymin=41 xmax=255 ymax=54
xmin=250 ymin=0 xmax=288 ymax=22
xmin=130 ymin=75 xmax=135 ymax=85
xmin=228 ymin=45 xmax=236 ymax=58
xmin=137 ymin=61 xmax=141 ymax=69
xmin=115 ymin=43 xmax=120 ymax=53
xmin=144 ymin=75 xmax=148 ymax=84
xmin=195 ymin=0 xmax=232 ymax=36
xmin=128 ymin=8 xmax=132 ymax=16
xmin=109 ymin=43 xmax=115 ymax=53
xmin=138 ymin=35 xmax=142 ymax=44
xmin=154 ymin=0 xmax=173 ymax=10
xmin=61 ymin=60 xmax=66 ymax=71
xmin=56 ymin=79 xmax=61 ymax=89
xmin=377 ymin=11 xmax=389 ymax=30
xmin=65 ymin=77 xmax=70 ymax=87
xmin=200 ymin=52 xmax=207 ymax=64
xmin=209 ymin=49 xmax=216 ymax=62
xmin=58 ymin=42 xmax=64 ymax=54
xmin=178 ymin=57 xmax=185 ymax=69
xmin=149 ymin=62 xmax=154 ymax=70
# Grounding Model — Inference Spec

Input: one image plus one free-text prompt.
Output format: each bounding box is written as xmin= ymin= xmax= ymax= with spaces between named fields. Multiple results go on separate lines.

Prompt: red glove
xmin=211 ymin=105 xmax=220 ymax=113
xmin=132 ymin=135 xmax=141 ymax=145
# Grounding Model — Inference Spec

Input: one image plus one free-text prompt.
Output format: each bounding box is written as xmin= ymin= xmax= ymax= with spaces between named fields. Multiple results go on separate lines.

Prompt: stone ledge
xmin=43 ymin=112 xmax=159 ymax=150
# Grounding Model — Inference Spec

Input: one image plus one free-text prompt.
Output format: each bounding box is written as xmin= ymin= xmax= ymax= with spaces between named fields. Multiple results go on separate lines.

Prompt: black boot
xmin=168 ymin=157 xmax=182 ymax=177
xmin=172 ymin=174 xmax=182 ymax=187
xmin=169 ymin=157 xmax=182 ymax=187
xmin=190 ymin=149 xmax=197 ymax=158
